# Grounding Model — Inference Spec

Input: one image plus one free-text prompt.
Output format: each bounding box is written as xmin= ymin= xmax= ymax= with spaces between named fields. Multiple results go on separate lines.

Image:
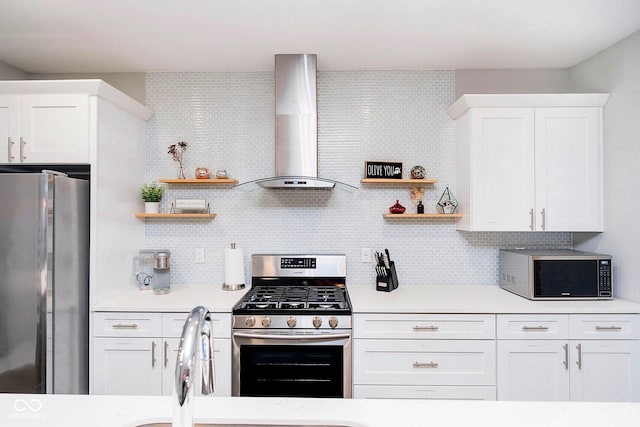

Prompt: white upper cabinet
xmin=447 ymin=94 xmax=609 ymax=232
xmin=1 ymin=93 xmax=90 ymax=163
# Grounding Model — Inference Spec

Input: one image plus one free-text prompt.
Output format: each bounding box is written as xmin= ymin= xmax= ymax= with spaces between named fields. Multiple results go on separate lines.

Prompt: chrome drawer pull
xmin=595 ymin=325 xmax=622 ymax=331
xmin=576 ymin=343 xmax=582 ymax=370
xmin=413 ymin=325 xmax=439 ymax=332
xmin=164 ymin=341 xmax=169 ymax=368
xmin=112 ymin=323 xmax=139 ymax=329
xmin=151 ymin=341 xmax=157 ymax=368
xmin=522 ymin=326 xmax=549 ymax=331
xmin=562 ymin=343 xmax=568 ymax=370
xmin=413 ymin=361 xmax=439 ymax=368
xmin=19 ymin=137 xmax=26 ymax=161
xmin=7 ymin=137 xmax=15 ymax=161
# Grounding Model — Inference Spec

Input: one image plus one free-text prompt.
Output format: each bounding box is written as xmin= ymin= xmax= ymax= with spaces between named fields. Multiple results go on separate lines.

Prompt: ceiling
xmin=1 ymin=0 xmax=640 ymax=74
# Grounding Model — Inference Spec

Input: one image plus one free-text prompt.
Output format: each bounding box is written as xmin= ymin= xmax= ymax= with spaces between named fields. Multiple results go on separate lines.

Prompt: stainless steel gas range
xmin=231 ymin=254 xmax=352 ymax=398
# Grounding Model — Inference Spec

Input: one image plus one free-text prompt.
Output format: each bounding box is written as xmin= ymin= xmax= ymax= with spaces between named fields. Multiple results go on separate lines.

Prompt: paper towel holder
xmin=223 ymin=243 xmax=246 ymax=291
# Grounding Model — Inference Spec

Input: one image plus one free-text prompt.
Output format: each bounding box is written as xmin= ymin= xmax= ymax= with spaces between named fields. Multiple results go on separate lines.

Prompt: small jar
xmin=195 ymin=167 xmax=210 ymax=179
xmin=216 ymin=169 xmax=228 ymax=179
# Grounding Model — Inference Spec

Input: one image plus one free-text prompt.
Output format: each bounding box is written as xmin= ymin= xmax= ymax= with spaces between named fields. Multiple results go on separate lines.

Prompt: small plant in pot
xmin=141 ymin=182 xmax=164 ymax=214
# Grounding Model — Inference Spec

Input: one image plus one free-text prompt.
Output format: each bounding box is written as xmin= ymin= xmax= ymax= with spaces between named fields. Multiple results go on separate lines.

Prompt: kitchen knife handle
xmin=19 ymin=137 xmax=26 ymax=161
xmin=7 ymin=137 xmax=15 ymax=161
xmin=575 ymin=343 xmax=582 ymax=370
xmin=413 ymin=361 xmax=439 ymax=368
xmin=562 ymin=343 xmax=568 ymax=370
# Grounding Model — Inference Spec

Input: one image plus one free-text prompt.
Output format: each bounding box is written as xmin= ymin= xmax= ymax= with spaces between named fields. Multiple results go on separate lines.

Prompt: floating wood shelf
xmin=135 ymin=213 xmax=216 ymax=220
xmin=158 ymin=178 xmax=238 ymax=184
xmin=383 ymin=213 xmax=462 ymax=219
xmin=361 ymin=178 xmax=438 ymax=184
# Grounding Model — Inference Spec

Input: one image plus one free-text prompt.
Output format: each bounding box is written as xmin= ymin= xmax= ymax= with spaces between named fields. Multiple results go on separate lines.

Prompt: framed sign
xmin=365 ymin=161 xmax=403 ymax=179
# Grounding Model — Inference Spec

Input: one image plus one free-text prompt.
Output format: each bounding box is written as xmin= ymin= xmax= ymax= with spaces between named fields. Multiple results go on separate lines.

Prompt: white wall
xmin=569 ymin=30 xmax=640 ymax=302
xmin=0 ymin=61 xmax=28 ymax=79
xmin=455 ymin=69 xmax=571 ymax=99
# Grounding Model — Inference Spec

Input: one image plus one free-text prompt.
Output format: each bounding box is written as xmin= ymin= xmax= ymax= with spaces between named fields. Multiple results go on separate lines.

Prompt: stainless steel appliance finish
xmin=235 ymin=54 xmax=357 ymax=191
xmin=232 ymin=254 xmax=352 ymax=398
xmin=499 ymin=249 xmax=613 ymax=300
xmin=0 ymin=171 xmax=89 ymax=394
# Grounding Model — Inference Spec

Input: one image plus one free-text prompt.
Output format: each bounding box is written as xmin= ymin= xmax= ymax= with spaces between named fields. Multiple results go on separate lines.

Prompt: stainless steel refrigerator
xmin=0 ymin=171 xmax=89 ymax=394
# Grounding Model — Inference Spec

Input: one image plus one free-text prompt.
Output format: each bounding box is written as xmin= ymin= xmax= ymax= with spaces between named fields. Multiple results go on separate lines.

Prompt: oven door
xmin=232 ymin=330 xmax=352 ymax=398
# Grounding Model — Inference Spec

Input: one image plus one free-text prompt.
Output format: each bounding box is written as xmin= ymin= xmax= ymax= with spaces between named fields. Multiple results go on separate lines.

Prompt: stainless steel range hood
xmin=236 ymin=54 xmax=357 ymax=191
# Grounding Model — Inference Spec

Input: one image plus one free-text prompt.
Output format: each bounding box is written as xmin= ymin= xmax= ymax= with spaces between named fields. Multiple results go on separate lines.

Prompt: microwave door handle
xmin=233 ymin=332 xmax=350 ymax=341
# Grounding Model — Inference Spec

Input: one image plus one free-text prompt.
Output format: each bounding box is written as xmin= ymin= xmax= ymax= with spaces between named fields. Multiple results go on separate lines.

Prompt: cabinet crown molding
xmin=446 ymin=93 xmax=610 ymax=119
xmin=0 ymin=79 xmax=153 ymax=120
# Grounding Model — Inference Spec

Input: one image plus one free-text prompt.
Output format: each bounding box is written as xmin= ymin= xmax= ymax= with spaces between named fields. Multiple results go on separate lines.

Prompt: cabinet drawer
xmin=162 ymin=312 xmax=231 ymax=338
xmin=569 ymin=314 xmax=640 ymax=340
xmin=354 ymin=314 xmax=495 ymax=339
xmin=93 ymin=312 xmax=162 ymax=337
xmin=353 ymin=339 xmax=496 ymax=386
xmin=353 ymin=385 xmax=496 ymax=400
xmin=497 ymin=315 xmax=569 ymax=339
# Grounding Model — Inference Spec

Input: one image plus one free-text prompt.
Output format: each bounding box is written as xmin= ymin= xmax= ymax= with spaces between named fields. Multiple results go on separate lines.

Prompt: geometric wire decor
xmin=436 ymin=186 xmax=458 ymax=214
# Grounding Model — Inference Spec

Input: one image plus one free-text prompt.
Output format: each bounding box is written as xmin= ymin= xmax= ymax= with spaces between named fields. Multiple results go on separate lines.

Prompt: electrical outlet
xmin=361 ymin=247 xmax=371 ymax=263
xmin=195 ymin=248 xmax=205 ymax=264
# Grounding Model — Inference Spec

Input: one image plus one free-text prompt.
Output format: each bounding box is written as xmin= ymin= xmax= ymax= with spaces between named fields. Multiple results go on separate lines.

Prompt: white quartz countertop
xmin=92 ymin=284 xmax=640 ymax=314
xmin=348 ymin=285 xmax=640 ymax=314
xmin=2 ymin=394 xmax=639 ymax=427
xmin=92 ymin=285 xmax=248 ymax=313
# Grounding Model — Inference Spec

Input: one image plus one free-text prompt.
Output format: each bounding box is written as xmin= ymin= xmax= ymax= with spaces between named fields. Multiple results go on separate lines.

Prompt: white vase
xmin=144 ymin=202 xmax=160 ymax=214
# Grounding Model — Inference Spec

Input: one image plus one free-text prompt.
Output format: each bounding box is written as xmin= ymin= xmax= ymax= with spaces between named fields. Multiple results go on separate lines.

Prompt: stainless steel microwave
xmin=499 ymin=249 xmax=612 ymax=300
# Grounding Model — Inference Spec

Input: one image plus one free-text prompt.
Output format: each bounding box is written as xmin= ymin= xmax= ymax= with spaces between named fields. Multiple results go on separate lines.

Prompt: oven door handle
xmin=233 ymin=332 xmax=351 ymax=341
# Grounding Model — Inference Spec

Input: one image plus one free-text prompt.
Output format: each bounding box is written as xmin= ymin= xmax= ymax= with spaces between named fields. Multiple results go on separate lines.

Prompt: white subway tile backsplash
xmin=144 ymin=71 xmax=571 ymax=288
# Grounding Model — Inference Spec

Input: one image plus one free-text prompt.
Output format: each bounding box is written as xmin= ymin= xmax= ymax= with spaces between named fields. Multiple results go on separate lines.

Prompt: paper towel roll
xmin=223 ymin=246 xmax=245 ymax=290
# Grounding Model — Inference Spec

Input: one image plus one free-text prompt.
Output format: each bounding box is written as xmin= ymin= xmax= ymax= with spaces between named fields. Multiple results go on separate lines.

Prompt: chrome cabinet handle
xmin=413 ymin=325 xmax=439 ymax=332
xmin=575 ymin=343 xmax=582 ymax=370
xmin=413 ymin=361 xmax=439 ymax=368
xmin=522 ymin=326 xmax=549 ymax=331
xmin=19 ymin=137 xmax=26 ymax=161
xmin=562 ymin=343 xmax=568 ymax=370
xmin=7 ymin=137 xmax=15 ymax=161
xmin=529 ymin=208 xmax=534 ymax=230
xmin=112 ymin=323 xmax=138 ymax=329
xmin=595 ymin=325 xmax=622 ymax=331
xmin=540 ymin=208 xmax=546 ymax=230
xmin=151 ymin=341 xmax=157 ymax=368
xmin=164 ymin=341 xmax=169 ymax=368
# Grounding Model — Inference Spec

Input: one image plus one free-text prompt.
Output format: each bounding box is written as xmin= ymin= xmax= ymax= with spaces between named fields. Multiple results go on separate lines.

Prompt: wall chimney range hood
xmin=235 ymin=54 xmax=357 ymax=191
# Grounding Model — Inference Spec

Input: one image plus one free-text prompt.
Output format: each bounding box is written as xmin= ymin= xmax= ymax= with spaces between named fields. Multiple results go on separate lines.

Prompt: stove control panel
xmin=234 ymin=315 xmax=351 ymax=330
xmin=281 ymin=257 xmax=316 ymax=269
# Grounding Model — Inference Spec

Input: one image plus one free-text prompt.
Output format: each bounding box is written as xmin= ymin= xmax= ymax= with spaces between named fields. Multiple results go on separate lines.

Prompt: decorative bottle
xmin=417 ymin=201 xmax=424 ymax=214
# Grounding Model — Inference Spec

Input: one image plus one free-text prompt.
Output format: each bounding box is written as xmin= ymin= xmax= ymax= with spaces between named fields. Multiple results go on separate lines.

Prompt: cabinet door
xmin=19 ymin=94 xmax=90 ymax=163
xmin=469 ymin=108 xmax=535 ymax=231
xmin=570 ymin=340 xmax=640 ymax=402
xmin=497 ymin=340 xmax=569 ymax=401
xmin=93 ymin=337 xmax=161 ymax=395
xmin=0 ymin=95 xmax=20 ymax=163
xmin=534 ymin=108 xmax=603 ymax=231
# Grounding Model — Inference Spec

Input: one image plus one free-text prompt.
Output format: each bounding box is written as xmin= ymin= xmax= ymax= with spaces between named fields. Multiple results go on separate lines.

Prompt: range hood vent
xmin=235 ymin=54 xmax=357 ymax=192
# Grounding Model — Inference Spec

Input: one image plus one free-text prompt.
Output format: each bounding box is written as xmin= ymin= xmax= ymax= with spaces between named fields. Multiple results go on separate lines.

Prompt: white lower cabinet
xmin=353 ymin=314 xmax=496 ymax=400
xmin=497 ymin=314 xmax=640 ymax=402
xmin=92 ymin=312 xmax=231 ymax=396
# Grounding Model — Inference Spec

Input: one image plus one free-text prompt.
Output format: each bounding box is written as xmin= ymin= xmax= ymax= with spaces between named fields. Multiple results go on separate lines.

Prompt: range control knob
xmin=312 ymin=316 xmax=323 ymax=329
xmin=287 ymin=316 xmax=297 ymax=328
xmin=328 ymin=316 xmax=339 ymax=329
xmin=261 ymin=316 xmax=272 ymax=327
xmin=244 ymin=316 xmax=256 ymax=327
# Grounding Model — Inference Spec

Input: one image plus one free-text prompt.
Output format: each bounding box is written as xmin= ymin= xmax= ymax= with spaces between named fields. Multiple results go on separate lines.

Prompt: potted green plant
xmin=141 ymin=182 xmax=164 ymax=214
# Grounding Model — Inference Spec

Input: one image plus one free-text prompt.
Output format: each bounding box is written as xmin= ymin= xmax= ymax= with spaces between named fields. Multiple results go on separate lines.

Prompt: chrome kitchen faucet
xmin=173 ymin=306 xmax=215 ymax=427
